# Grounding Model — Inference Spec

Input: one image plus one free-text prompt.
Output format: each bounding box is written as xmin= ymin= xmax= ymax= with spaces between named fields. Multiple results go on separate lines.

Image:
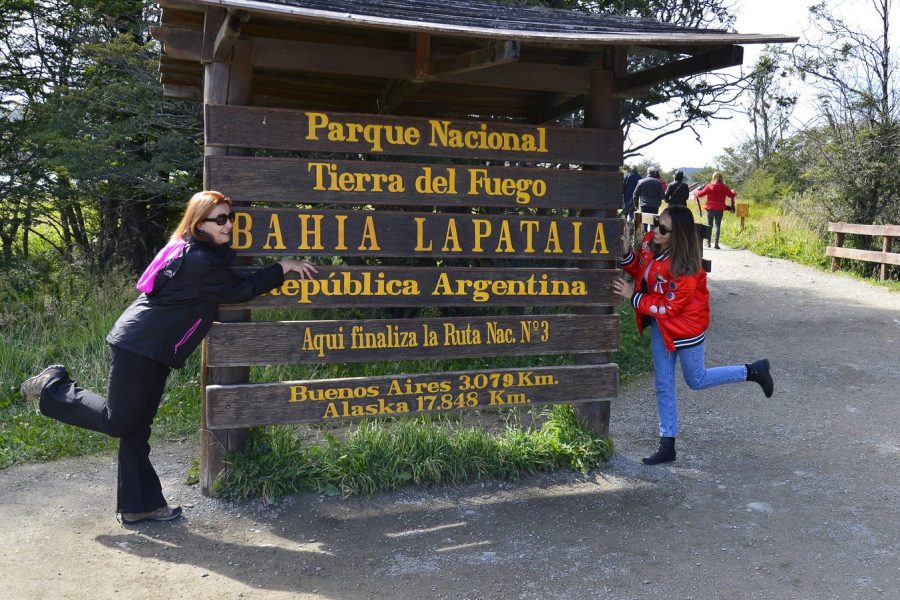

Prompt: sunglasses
xmin=652 ymin=216 xmax=671 ymax=236
xmin=204 ymin=211 xmax=236 ymax=226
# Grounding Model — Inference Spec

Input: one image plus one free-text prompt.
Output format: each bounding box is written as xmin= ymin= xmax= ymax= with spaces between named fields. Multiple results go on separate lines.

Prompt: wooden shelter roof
xmin=153 ymin=0 xmax=797 ymax=121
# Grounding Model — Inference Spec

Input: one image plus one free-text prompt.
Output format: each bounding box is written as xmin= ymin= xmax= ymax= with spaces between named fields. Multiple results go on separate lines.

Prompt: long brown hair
xmin=170 ymin=191 xmax=231 ymax=243
xmin=650 ymin=206 xmax=702 ymax=277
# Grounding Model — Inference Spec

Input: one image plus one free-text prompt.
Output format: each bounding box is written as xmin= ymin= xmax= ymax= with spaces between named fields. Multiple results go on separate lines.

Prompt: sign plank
xmin=206 ymin=364 xmax=618 ymax=428
xmin=226 ymin=266 xmax=619 ymax=308
xmin=206 ymin=314 xmax=619 ymax=366
xmin=206 ymin=156 xmax=621 ymax=210
xmin=205 ymin=105 xmax=623 ymax=165
xmin=230 ymin=207 xmax=623 ymax=260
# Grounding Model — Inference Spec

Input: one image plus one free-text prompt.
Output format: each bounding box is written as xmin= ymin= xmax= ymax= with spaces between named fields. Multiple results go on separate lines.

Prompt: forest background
xmin=1 ymin=0 xmax=897 ymax=498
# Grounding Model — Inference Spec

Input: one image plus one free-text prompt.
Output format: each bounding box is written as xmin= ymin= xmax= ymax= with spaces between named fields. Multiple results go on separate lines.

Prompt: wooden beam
xmin=151 ymin=27 xmax=590 ymax=94
xmin=162 ymin=83 xmax=201 ymax=100
xmin=213 ymin=9 xmax=251 ymax=62
xmin=374 ymin=79 xmax=426 ymax=114
xmin=429 ymin=40 xmax=520 ymax=76
xmin=200 ymin=39 xmax=253 ymax=497
xmin=201 ymin=7 xmax=225 ymax=64
xmin=528 ymin=93 xmax=584 ymax=124
xmin=614 ymin=45 xmax=744 ymax=96
xmin=414 ymin=32 xmax=430 ymax=80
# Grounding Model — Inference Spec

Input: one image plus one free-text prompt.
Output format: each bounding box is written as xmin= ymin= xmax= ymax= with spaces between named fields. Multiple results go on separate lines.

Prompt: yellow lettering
xmin=544 ymin=221 xmax=562 ymax=254
xmin=306 ymin=112 xmax=328 ymax=141
xmin=263 ymin=214 xmax=286 ymax=250
xmin=334 ymin=215 xmax=348 ymax=251
xmin=590 ymin=222 xmax=609 ymax=255
xmin=472 ymin=219 xmax=491 ymax=253
xmin=358 ymin=216 xmax=381 ymax=251
xmin=230 ymin=212 xmax=253 ymax=250
xmin=297 ymin=214 xmax=324 ymax=250
xmin=414 ymin=217 xmax=433 ymax=251
xmin=441 ymin=218 xmax=461 ymax=252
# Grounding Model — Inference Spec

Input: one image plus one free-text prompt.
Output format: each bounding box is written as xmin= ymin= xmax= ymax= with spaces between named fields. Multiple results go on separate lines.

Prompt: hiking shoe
xmin=746 ymin=359 xmax=774 ymax=397
xmin=642 ymin=436 xmax=677 ymax=465
xmin=120 ymin=505 xmax=183 ymax=524
xmin=20 ymin=364 xmax=67 ymax=403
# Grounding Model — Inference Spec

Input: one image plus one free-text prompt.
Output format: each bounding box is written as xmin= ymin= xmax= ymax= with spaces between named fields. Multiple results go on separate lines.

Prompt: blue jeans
xmin=650 ymin=321 xmax=747 ymax=437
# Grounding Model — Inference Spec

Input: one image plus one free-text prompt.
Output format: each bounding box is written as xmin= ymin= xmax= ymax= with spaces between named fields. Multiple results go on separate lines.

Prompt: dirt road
xmin=2 ymin=246 xmax=899 ymax=600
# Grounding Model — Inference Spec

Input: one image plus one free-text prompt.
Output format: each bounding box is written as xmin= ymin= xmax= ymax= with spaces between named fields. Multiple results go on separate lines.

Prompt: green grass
xmin=215 ymin=404 xmax=614 ymax=502
xmin=716 ymin=204 xmax=830 ymax=268
xmin=0 ymin=267 xmax=202 ymax=469
xmin=714 ymin=203 xmax=899 ymax=289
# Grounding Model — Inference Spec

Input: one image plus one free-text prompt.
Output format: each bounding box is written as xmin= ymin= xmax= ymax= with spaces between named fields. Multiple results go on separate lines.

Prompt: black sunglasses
xmin=652 ymin=216 xmax=671 ymax=236
xmin=204 ymin=211 xmax=236 ymax=226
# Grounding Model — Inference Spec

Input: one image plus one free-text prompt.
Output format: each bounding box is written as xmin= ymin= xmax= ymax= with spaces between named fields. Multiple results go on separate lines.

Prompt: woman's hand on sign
xmin=612 ymin=277 xmax=633 ymax=301
xmin=279 ymin=259 xmax=318 ymax=279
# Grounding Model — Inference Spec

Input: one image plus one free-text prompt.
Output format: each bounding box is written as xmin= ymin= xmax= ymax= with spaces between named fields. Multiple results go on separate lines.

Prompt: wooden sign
xmin=226 ymin=266 xmax=620 ymax=308
xmin=206 ymin=156 xmax=622 ymax=210
xmin=230 ymin=207 xmax=623 ymax=260
xmin=206 ymin=314 xmax=619 ymax=366
xmin=205 ymin=105 xmax=623 ymax=165
xmin=206 ymin=364 xmax=618 ymax=428
xmin=735 ymin=203 xmax=749 ymax=217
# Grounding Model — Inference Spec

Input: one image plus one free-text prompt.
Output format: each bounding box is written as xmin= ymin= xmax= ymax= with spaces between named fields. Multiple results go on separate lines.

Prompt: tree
xmin=515 ymin=0 xmax=753 ymax=158
xmin=792 ymin=0 xmax=900 ymax=226
xmin=746 ymin=48 xmax=797 ymax=169
xmin=0 ymin=0 xmax=202 ymax=272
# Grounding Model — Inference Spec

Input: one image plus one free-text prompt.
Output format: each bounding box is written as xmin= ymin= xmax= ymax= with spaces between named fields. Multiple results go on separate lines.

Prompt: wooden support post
xmin=831 ymin=232 xmax=845 ymax=272
xmin=200 ymin=36 xmax=254 ymax=496
xmin=882 ymin=235 xmax=891 ymax=280
xmin=574 ymin=48 xmax=623 ymax=437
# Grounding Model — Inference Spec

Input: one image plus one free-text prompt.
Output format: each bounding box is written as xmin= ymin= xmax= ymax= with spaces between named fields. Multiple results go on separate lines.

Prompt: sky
xmin=631 ymin=0 xmax=894 ymax=171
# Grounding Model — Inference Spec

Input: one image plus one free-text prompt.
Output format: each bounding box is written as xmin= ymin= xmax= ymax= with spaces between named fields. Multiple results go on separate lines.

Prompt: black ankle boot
xmin=746 ymin=359 xmax=773 ymax=397
xmin=643 ymin=436 xmax=676 ymax=465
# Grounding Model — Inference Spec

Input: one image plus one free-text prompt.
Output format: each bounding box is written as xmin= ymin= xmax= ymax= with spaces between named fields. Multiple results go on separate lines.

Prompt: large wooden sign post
xmin=201 ymin=103 xmax=624 ymax=489
xmin=152 ymin=0 xmax=795 ymax=495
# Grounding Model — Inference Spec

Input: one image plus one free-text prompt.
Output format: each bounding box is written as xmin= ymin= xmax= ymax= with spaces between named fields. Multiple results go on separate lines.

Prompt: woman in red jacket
xmin=613 ymin=206 xmax=773 ymax=465
xmin=695 ymin=171 xmax=736 ymax=249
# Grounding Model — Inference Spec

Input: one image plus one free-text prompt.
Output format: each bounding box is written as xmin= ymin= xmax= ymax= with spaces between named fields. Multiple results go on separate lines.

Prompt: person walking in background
xmin=695 ymin=171 xmax=736 ymax=249
xmin=654 ymin=169 xmax=667 ymax=193
xmin=20 ymin=191 xmax=317 ymax=524
xmin=622 ymin=165 xmax=641 ymax=222
xmin=664 ymin=170 xmax=690 ymax=207
xmin=632 ymin=167 xmax=665 ymax=231
xmin=612 ymin=205 xmax=773 ymax=465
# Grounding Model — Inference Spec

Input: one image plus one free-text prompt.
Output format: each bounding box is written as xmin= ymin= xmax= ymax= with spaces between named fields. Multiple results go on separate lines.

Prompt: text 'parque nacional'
xmin=304 ymin=112 xmax=548 ymax=154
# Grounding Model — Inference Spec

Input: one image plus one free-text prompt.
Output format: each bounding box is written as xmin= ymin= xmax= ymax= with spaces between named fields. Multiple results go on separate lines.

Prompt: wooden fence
xmin=827 ymin=222 xmax=900 ymax=280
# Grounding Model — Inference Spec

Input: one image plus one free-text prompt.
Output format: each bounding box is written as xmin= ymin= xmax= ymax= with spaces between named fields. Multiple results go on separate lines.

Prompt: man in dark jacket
xmin=664 ymin=170 xmax=690 ymax=207
xmin=622 ymin=165 xmax=641 ymax=221
xmin=633 ymin=167 xmax=665 ymax=217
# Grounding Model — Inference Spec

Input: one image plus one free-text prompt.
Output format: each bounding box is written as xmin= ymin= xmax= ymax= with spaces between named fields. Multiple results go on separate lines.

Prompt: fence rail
xmin=827 ymin=222 xmax=900 ymax=280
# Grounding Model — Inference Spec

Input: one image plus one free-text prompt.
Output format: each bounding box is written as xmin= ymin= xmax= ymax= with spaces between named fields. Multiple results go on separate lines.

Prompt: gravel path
xmin=2 ymin=245 xmax=899 ymax=600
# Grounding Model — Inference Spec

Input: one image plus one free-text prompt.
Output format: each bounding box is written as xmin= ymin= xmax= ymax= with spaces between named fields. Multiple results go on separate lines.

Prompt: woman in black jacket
xmin=20 ymin=191 xmax=316 ymax=524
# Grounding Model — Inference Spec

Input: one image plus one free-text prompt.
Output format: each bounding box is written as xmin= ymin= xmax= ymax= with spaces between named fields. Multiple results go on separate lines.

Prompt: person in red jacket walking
xmin=694 ymin=171 xmax=736 ymax=249
xmin=612 ymin=206 xmax=773 ymax=465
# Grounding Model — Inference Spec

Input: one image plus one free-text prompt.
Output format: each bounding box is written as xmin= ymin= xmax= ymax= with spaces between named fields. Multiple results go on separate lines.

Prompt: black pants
xmin=706 ymin=210 xmax=724 ymax=244
xmin=40 ymin=345 xmax=171 ymax=513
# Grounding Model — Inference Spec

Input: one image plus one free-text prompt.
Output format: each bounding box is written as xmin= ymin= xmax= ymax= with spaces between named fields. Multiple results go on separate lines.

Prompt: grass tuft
xmin=215 ymin=404 xmax=613 ymax=503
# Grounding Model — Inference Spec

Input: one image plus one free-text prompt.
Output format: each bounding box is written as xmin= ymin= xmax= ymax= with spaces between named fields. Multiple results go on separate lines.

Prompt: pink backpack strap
xmin=135 ymin=240 xmax=187 ymax=293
